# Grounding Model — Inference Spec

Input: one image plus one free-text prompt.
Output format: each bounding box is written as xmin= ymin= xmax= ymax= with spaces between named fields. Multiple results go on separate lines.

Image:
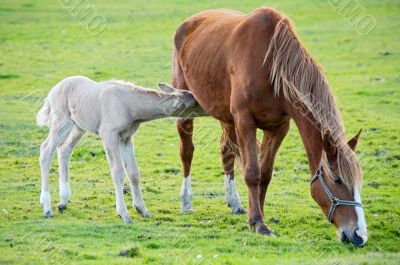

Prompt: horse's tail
xmin=36 ymin=98 xmax=51 ymax=127
xmin=221 ymin=122 xmax=241 ymax=162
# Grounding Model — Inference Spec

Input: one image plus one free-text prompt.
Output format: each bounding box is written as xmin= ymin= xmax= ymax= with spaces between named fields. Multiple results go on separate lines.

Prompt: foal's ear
xmin=323 ymin=130 xmax=337 ymax=160
xmin=158 ymin=83 xmax=176 ymax=93
xmin=348 ymin=128 xmax=362 ymax=151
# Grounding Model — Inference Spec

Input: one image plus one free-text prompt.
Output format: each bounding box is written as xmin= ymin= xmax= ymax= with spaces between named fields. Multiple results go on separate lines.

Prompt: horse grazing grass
xmin=172 ymin=7 xmax=366 ymax=246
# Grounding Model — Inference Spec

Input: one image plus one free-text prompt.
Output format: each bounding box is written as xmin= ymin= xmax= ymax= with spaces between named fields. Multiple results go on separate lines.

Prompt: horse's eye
xmin=334 ymin=178 xmax=343 ymax=185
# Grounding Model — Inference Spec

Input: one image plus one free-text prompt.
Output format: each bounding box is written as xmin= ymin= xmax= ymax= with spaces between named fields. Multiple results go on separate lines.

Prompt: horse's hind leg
xmin=176 ymin=118 xmax=195 ymax=213
xmin=220 ymin=122 xmax=246 ymax=214
xmin=101 ymin=131 xmax=132 ymax=224
xmin=39 ymin=118 xmax=74 ymax=217
xmin=56 ymin=126 xmax=84 ymax=211
xmin=119 ymin=138 xmax=150 ymax=218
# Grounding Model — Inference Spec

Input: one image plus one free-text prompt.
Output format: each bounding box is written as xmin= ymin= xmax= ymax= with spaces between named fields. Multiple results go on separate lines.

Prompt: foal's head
xmin=310 ymin=129 xmax=367 ymax=247
xmin=157 ymin=83 xmax=197 ymax=114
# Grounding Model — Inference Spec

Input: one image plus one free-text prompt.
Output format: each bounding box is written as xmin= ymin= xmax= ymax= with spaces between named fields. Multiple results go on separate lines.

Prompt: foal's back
xmin=48 ymin=76 xmax=106 ymax=133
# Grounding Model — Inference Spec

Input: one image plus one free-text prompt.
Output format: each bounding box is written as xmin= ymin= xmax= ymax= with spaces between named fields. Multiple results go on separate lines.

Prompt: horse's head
xmin=310 ymin=129 xmax=367 ymax=247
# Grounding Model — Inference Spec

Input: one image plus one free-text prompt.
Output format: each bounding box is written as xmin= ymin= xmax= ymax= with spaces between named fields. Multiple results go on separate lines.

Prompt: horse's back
xmin=174 ymin=8 xmax=285 ymax=123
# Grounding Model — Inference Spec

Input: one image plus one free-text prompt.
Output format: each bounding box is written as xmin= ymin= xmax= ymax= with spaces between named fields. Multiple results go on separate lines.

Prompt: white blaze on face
xmin=354 ymin=187 xmax=368 ymax=244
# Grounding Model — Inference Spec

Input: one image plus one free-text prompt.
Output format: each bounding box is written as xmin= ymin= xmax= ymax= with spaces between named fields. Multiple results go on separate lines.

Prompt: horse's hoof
xmin=43 ymin=210 xmax=53 ymax=218
xmin=252 ymin=222 xmax=275 ymax=236
xmin=231 ymin=206 xmax=247 ymax=215
xmin=57 ymin=203 xmax=67 ymax=212
xmin=259 ymin=230 xmax=276 ymax=237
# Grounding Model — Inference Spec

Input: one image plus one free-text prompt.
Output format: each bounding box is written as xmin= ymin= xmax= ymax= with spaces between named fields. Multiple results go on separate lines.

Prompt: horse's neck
xmin=291 ymin=109 xmax=323 ymax=176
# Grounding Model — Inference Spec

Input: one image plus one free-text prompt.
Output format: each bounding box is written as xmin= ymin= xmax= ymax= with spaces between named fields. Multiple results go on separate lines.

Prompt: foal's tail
xmin=36 ymin=98 xmax=51 ymax=127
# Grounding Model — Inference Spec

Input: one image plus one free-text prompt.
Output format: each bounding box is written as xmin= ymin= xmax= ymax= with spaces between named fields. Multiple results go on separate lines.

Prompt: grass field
xmin=0 ymin=0 xmax=399 ymax=264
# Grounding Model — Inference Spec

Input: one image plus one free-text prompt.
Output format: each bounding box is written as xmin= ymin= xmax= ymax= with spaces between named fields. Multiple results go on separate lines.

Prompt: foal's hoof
xmin=135 ymin=207 xmax=151 ymax=218
xmin=57 ymin=203 xmax=67 ymax=212
xmin=180 ymin=207 xmax=196 ymax=214
xmin=252 ymin=223 xmax=276 ymax=237
xmin=43 ymin=210 xmax=53 ymax=218
xmin=141 ymin=211 xmax=152 ymax=218
xmin=120 ymin=215 xmax=133 ymax=224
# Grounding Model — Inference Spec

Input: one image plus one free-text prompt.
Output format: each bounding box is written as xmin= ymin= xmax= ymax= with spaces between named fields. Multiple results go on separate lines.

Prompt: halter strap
xmin=310 ymin=166 xmax=363 ymax=223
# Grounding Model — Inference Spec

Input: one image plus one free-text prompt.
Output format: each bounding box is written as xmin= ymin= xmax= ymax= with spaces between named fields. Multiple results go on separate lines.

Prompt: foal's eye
xmin=334 ymin=178 xmax=343 ymax=185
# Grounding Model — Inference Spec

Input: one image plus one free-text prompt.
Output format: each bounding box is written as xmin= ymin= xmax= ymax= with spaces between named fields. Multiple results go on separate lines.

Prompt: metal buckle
xmin=311 ymin=164 xmax=363 ymax=223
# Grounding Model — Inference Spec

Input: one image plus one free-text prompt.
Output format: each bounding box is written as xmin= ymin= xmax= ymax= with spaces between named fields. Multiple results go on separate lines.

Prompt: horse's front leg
xmin=101 ymin=132 xmax=132 ymax=224
xmin=259 ymin=123 xmax=289 ymax=214
xmin=119 ymin=137 xmax=151 ymax=218
xmin=234 ymin=113 xmax=274 ymax=236
xmin=220 ymin=122 xmax=246 ymax=214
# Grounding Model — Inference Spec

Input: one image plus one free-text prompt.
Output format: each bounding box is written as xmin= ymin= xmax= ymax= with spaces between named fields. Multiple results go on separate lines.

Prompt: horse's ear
xmin=323 ymin=130 xmax=337 ymax=160
xmin=158 ymin=83 xmax=176 ymax=93
xmin=348 ymin=128 xmax=362 ymax=151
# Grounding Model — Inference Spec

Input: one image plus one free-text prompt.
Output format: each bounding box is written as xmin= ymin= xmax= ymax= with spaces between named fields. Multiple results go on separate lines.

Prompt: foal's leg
xmin=234 ymin=113 xmax=273 ymax=235
xmin=220 ymin=122 xmax=245 ymax=214
xmin=119 ymin=138 xmax=151 ymax=218
xmin=101 ymin=132 xmax=132 ymax=224
xmin=39 ymin=118 xmax=74 ymax=217
xmin=56 ymin=126 xmax=84 ymax=211
xmin=176 ymin=118 xmax=195 ymax=212
xmin=259 ymin=123 xmax=289 ymax=214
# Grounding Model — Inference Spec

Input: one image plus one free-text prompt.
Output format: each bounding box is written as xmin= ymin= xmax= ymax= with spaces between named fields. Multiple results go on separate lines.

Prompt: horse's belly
xmin=185 ymin=79 xmax=232 ymax=122
xmin=181 ymin=53 xmax=233 ymax=122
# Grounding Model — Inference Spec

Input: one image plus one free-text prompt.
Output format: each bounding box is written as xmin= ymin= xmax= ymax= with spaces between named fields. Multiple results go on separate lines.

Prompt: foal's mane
xmin=106 ymin=80 xmax=161 ymax=96
xmin=265 ymin=15 xmax=362 ymax=190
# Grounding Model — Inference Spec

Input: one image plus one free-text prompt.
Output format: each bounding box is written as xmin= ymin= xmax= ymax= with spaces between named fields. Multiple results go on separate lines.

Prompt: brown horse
xmin=172 ymin=8 xmax=367 ymax=246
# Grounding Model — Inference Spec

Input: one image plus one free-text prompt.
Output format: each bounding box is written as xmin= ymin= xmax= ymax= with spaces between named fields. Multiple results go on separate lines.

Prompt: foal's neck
xmin=133 ymin=92 xmax=204 ymax=121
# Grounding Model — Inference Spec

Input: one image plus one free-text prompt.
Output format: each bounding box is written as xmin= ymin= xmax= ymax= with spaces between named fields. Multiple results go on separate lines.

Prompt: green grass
xmin=0 ymin=0 xmax=399 ymax=264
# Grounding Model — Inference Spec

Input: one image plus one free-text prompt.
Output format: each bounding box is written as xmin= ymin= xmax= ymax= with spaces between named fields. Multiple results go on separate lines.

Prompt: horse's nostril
xmin=352 ymin=230 xmax=365 ymax=247
xmin=340 ymin=231 xmax=349 ymax=243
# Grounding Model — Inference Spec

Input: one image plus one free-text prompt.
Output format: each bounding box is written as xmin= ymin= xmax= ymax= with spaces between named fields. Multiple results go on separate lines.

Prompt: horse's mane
xmin=265 ymin=15 xmax=362 ymax=190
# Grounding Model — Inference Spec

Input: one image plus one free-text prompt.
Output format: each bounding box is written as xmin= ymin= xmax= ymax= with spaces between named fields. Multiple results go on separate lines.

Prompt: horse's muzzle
xmin=340 ymin=228 xmax=367 ymax=247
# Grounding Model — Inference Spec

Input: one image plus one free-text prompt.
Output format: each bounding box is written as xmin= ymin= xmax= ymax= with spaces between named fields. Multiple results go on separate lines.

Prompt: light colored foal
xmin=37 ymin=76 xmax=206 ymax=223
